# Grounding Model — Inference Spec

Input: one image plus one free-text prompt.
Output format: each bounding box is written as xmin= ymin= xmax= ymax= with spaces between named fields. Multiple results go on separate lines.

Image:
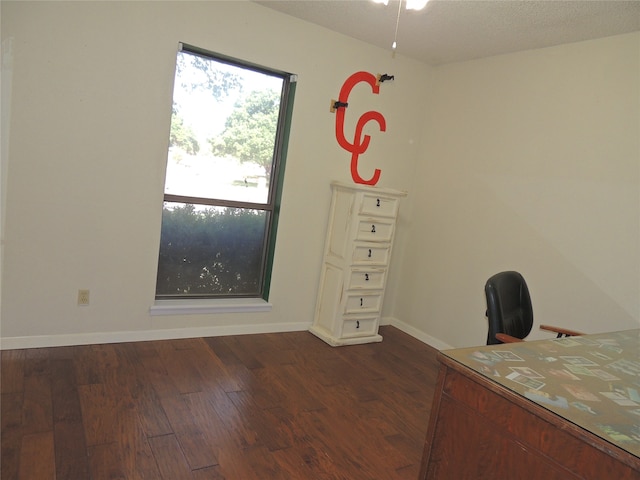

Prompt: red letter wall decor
xmin=332 ymin=71 xmax=387 ymax=186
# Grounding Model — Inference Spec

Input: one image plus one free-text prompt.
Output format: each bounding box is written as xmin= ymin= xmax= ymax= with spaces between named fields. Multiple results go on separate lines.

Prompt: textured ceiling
xmin=255 ymin=0 xmax=640 ymax=65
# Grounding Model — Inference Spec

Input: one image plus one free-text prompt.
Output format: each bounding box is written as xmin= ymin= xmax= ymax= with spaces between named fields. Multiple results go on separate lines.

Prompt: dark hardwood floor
xmin=1 ymin=325 xmax=440 ymax=479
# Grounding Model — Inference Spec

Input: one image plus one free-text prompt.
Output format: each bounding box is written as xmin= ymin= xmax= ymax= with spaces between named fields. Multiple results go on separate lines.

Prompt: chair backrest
xmin=484 ymin=271 xmax=533 ymax=345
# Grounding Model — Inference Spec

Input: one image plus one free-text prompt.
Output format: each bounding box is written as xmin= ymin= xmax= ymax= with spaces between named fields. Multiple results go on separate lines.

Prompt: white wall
xmin=2 ymin=2 xmax=638 ymax=351
xmin=395 ymin=32 xmax=640 ymax=348
xmin=0 ymin=1 xmax=429 ymax=347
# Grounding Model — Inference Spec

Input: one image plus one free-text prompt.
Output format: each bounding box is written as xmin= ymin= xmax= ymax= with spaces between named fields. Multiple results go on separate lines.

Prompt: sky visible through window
xmin=165 ymin=53 xmax=283 ymax=205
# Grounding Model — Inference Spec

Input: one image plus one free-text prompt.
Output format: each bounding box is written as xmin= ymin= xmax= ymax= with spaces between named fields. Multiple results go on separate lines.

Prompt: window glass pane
xmin=156 ymin=202 xmax=268 ymax=297
xmin=156 ymin=45 xmax=294 ymax=300
xmin=165 ymin=51 xmax=284 ymax=205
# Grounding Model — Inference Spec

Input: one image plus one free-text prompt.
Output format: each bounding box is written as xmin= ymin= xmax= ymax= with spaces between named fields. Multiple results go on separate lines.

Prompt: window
xmin=155 ymin=44 xmax=295 ymax=300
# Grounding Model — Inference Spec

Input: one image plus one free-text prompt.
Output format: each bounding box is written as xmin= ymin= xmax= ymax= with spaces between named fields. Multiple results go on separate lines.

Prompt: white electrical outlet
xmin=77 ymin=289 xmax=90 ymax=306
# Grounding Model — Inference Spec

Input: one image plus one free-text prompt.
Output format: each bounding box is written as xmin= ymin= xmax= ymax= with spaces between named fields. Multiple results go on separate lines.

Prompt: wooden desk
xmin=419 ymin=329 xmax=640 ymax=479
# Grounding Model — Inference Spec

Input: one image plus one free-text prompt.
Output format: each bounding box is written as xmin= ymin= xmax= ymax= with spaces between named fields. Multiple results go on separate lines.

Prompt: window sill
xmin=150 ymin=298 xmax=272 ymax=316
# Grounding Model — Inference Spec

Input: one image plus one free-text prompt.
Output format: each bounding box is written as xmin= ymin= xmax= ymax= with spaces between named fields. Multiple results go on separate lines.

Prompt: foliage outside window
xmin=156 ymin=44 xmax=295 ymax=299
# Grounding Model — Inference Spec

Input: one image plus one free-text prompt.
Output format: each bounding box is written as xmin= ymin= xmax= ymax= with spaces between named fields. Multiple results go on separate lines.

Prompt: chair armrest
xmin=539 ymin=324 xmax=584 ymax=337
xmin=495 ymin=333 xmax=524 ymax=343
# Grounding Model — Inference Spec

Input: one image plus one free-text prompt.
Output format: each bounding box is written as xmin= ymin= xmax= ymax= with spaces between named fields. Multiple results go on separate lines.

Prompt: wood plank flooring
xmin=1 ymin=326 xmax=440 ymax=479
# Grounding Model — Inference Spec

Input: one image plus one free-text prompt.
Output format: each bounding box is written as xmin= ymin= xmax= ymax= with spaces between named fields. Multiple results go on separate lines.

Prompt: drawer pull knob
xmin=365 ymin=273 xmax=369 ymax=281
xmin=356 ymin=320 xmax=360 ymax=329
xmin=360 ymin=298 xmax=363 ymax=307
xmin=368 ymin=249 xmax=372 ymax=258
xmin=376 ymin=198 xmax=381 ymax=207
xmin=371 ymin=225 xmax=376 ymax=233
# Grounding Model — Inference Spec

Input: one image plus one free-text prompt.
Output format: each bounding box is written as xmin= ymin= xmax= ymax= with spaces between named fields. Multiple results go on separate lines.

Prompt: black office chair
xmin=484 ymin=271 xmax=583 ymax=345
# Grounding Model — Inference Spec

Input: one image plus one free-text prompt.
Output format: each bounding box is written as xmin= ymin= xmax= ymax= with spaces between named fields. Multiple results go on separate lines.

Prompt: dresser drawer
xmin=344 ymin=292 xmax=383 ymax=314
xmin=347 ymin=268 xmax=386 ymax=290
xmin=355 ymin=218 xmax=394 ymax=242
xmin=352 ymin=244 xmax=390 ymax=265
xmin=341 ymin=317 xmax=378 ymax=338
xmin=359 ymin=193 xmax=400 ymax=218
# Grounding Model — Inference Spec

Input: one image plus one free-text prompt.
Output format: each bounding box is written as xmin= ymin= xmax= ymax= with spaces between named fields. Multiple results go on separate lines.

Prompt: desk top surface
xmin=443 ymin=329 xmax=640 ymax=459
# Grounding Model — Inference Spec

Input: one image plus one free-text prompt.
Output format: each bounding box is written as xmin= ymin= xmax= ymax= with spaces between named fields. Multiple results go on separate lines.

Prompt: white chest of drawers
xmin=309 ymin=181 xmax=407 ymax=346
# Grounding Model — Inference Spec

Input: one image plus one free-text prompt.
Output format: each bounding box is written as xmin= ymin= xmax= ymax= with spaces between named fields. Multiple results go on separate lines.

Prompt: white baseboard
xmin=0 ymin=321 xmax=311 ymax=350
xmin=2 ymin=317 xmax=453 ymax=351
xmin=382 ymin=316 xmax=454 ymax=351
